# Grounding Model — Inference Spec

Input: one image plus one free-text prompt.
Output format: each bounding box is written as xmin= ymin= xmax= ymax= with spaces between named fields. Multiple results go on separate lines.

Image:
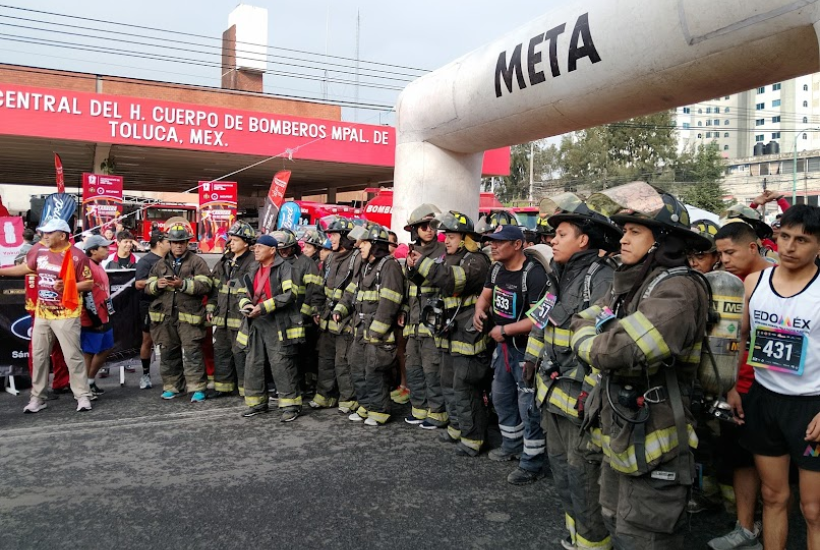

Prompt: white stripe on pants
xmin=31 ymin=316 xmax=91 ymax=400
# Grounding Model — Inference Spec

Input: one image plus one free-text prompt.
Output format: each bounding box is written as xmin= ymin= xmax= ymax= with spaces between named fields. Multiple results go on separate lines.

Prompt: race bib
xmin=749 ymin=327 xmax=807 ymax=376
xmin=492 ymin=287 xmax=517 ymax=319
xmin=526 ymin=293 xmax=557 ymax=330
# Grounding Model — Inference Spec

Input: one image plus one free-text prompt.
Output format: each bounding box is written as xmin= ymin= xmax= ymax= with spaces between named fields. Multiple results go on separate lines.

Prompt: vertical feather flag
xmin=54 ymin=153 xmax=65 ymax=193
xmin=58 ymin=247 xmax=79 ymax=310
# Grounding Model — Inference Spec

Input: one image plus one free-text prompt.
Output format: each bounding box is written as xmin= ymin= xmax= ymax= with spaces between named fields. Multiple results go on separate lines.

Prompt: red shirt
xmin=735 ymin=265 xmax=776 ymax=394
xmin=26 ymin=243 xmax=92 ymax=320
xmin=253 ymin=265 xmax=272 ymax=303
xmin=81 ymin=259 xmax=111 ymax=328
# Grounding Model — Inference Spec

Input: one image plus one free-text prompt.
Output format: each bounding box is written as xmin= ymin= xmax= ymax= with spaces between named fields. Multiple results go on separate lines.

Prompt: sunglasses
xmin=416 ymin=222 xmax=432 ymax=231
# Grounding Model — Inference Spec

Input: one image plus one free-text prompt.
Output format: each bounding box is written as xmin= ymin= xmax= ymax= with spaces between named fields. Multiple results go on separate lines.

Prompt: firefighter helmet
xmin=227 ymin=221 xmax=256 ymax=243
xmin=546 ymin=199 xmax=624 ymax=253
xmin=720 ymin=203 xmax=773 ymax=240
xmin=692 ymin=219 xmax=720 ymax=252
xmin=319 ymin=215 xmax=355 ymax=234
xmin=404 ymin=203 xmax=442 ymax=231
xmin=535 ymin=215 xmax=554 ymax=236
xmin=301 ymin=229 xmax=327 ymax=247
xmin=166 ymin=222 xmax=194 ymax=242
xmin=432 ymin=210 xmax=475 ymax=234
xmin=271 ymin=229 xmax=298 ymax=248
xmin=362 ymin=224 xmax=392 ymax=244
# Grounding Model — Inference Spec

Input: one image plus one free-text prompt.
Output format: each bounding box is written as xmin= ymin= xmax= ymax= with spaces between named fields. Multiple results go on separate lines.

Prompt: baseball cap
xmin=256 ymin=234 xmax=279 ymax=248
xmin=481 ymin=225 xmax=525 ymax=242
xmin=82 ymin=234 xmax=115 ymax=250
xmin=37 ymin=219 xmax=71 ymax=234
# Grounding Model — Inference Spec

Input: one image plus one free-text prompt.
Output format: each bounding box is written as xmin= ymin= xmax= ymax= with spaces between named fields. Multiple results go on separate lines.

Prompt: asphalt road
xmin=0 ymin=371 xmax=808 ymax=550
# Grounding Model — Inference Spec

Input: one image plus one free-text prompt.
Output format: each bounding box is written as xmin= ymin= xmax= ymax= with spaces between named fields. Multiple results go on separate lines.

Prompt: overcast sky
xmin=1 ymin=1 xmax=568 ymax=125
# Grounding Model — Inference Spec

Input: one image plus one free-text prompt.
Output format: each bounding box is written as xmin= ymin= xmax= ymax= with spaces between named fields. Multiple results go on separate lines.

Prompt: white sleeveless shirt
xmin=749 ymin=267 xmax=820 ymax=395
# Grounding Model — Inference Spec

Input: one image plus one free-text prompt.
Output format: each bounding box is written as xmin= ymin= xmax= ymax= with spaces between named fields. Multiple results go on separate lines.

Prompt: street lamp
xmin=793 ymin=127 xmax=820 ymax=204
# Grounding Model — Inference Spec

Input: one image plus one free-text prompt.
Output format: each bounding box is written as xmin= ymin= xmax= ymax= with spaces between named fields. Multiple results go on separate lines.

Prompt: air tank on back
xmin=699 ymin=270 xmax=745 ymax=396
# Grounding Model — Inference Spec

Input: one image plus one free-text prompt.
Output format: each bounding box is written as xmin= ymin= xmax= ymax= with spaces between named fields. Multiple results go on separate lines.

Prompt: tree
xmin=491 ymin=140 xmax=559 ymax=203
xmin=675 ymin=141 xmax=727 ymax=213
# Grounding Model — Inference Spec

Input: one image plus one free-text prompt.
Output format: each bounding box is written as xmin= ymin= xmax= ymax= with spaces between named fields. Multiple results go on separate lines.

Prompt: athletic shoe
xmin=404 ymin=414 xmax=425 ymax=425
xmin=390 ymin=386 xmax=410 ymax=405
xmin=348 ymin=412 xmax=366 ymax=422
xmin=506 ymin=467 xmax=543 ymax=486
xmin=364 ymin=417 xmax=381 ymax=426
xmin=242 ymin=405 xmax=269 ymax=418
xmin=308 ymin=400 xmax=322 ymax=409
xmin=205 ymin=389 xmax=229 ymax=399
xmin=139 ymin=374 xmax=152 ymax=390
xmin=338 ymin=406 xmax=353 ymax=414
xmin=707 ymin=522 xmax=762 ymax=550
xmin=419 ymin=420 xmax=441 ymax=430
xmin=560 ymin=536 xmax=577 ymax=550
xmin=488 ymin=448 xmax=520 ymax=462
xmin=98 ymin=368 xmax=109 ymax=378
xmin=89 ymin=383 xmax=105 ymax=396
xmin=76 ymin=397 xmax=93 ymax=412
xmin=281 ymin=409 xmax=299 ymax=422
xmin=23 ymin=398 xmax=47 ymax=414
xmin=161 ymin=390 xmax=180 ymax=400
xmin=44 ymin=389 xmax=59 ymax=401
xmin=190 ymin=391 xmax=206 ymax=403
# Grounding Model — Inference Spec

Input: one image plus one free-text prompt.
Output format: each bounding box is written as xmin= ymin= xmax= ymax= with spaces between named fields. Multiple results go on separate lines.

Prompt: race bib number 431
xmin=749 ymin=327 xmax=807 ymax=376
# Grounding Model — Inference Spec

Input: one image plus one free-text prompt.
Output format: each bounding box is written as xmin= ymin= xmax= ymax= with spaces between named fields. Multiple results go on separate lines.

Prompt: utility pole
xmin=354 ymin=9 xmax=360 ymax=123
xmin=528 ymin=142 xmax=535 ymax=205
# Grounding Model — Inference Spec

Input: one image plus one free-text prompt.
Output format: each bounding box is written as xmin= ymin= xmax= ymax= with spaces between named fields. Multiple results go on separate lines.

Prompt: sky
xmin=0 ymin=1 xmax=569 ymax=126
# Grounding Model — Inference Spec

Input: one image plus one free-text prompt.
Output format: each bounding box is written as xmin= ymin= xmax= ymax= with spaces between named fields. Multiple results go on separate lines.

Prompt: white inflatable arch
xmin=393 ymin=0 xmax=820 ymax=234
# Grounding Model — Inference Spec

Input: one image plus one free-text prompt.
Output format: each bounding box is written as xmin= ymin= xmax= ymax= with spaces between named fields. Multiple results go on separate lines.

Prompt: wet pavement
xmin=0 ymin=370 xmax=807 ymax=549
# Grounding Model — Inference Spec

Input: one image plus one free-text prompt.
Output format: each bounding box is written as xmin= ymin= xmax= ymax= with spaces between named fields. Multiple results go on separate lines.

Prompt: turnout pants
xmin=405 ymin=333 xmax=443 ymax=421
xmin=441 ymin=350 xmax=460 ymax=441
xmin=348 ymin=337 xmax=369 ymax=416
xmin=452 ymin=353 xmax=490 ymax=455
xmin=335 ymin=331 xmax=357 ymax=410
xmin=491 ymin=342 xmax=545 ymax=473
xmin=213 ymin=326 xmax=246 ymax=394
xmin=152 ymin=317 xmax=207 ymax=394
xmin=313 ymin=330 xmax=339 ymax=407
xmin=544 ymin=410 xmax=610 ymax=550
xmin=244 ymin=316 xmax=301 ymax=410
xmin=363 ymin=343 xmax=396 ymax=424
xmin=598 ymin=459 xmax=689 ymax=550
xmin=298 ymin=323 xmax=319 ymax=392
xmin=31 ymin=316 xmax=91 ymax=401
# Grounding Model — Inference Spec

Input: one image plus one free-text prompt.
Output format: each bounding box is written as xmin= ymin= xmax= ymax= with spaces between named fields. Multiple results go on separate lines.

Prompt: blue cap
xmin=481 ymin=224 xmax=525 ymax=242
xmin=256 ymin=234 xmax=279 ymax=248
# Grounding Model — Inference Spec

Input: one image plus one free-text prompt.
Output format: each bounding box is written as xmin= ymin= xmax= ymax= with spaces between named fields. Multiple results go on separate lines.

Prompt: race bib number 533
xmin=749 ymin=327 xmax=807 ymax=376
xmin=492 ymin=287 xmax=517 ymax=320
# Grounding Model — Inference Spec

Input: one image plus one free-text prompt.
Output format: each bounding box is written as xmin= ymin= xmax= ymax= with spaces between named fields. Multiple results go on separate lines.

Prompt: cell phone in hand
xmin=165 ymin=276 xmax=175 ymax=281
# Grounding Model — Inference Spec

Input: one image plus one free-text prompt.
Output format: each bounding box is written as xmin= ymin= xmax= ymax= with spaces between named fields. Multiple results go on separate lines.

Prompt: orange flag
xmin=58 ymin=247 xmax=79 ymax=310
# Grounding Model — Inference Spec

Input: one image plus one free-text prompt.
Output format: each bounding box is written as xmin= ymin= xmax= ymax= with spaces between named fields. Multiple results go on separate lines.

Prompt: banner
xmin=277 ymin=201 xmax=301 ymax=231
xmin=198 ymin=181 xmax=237 ymax=253
xmin=82 ymin=173 xmax=124 ymax=232
xmin=259 ymin=170 xmax=291 ymax=233
xmin=0 ymin=270 xmax=141 ymax=377
xmin=41 ymin=193 xmax=77 ymax=227
xmin=0 ymin=216 xmax=24 ymax=267
xmin=54 ymin=152 xmax=65 ymax=193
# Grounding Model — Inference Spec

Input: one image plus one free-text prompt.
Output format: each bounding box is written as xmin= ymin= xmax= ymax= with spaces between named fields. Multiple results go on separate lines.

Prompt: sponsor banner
xmin=0 ymin=270 xmax=141 ymax=376
xmin=277 ymin=201 xmax=301 ymax=231
xmin=0 ymin=84 xmax=510 ymax=175
xmin=198 ymin=181 xmax=237 ymax=253
xmin=260 ymin=171 xmax=291 ymax=233
xmin=54 ymin=152 xmax=65 ymax=193
xmin=0 ymin=216 xmax=24 ymax=267
xmin=41 ymin=193 xmax=77 ymax=227
xmin=82 ymin=173 xmax=124 ymax=232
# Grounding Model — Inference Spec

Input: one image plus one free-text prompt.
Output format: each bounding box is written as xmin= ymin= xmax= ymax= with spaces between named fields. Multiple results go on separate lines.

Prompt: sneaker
xmin=507 ymin=467 xmax=543 ymax=486
xmin=419 ymin=420 xmax=441 ymax=430
xmin=488 ymin=448 xmax=520 ymax=462
xmin=98 ymin=368 xmax=109 ymax=378
xmin=338 ymin=406 xmax=353 ymax=414
xmin=560 ymin=536 xmax=577 ymax=550
xmin=391 ymin=386 xmax=410 ymax=404
xmin=161 ymin=390 xmax=181 ymax=400
xmin=707 ymin=522 xmax=762 ymax=550
xmin=348 ymin=412 xmax=366 ymax=422
xmin=205 ymin=389 xmax=229 ymax=399
xmin=76 ymin=397 xmax=93 ymax=412
xmin=89 ymin=383 xmax=105 ymax=396
xmin=23 ymin=398 xmax=47 ymax=414
xmin=364 ymin=417 xmax=381 ymax=426
xmin=281 ymin=409 xmax=299 ymax=422
xmin=44 ymin=389 xmax=59 ymax=401
xmin=404 ymin=414 xmax=425 ymax=425
xmin=242 ymin=405 xmax=269 ymax=418
xmin=308 ymin=400 xmax=322 ymax=409
xmin=190 ymin=391 xmax=206 ymax=403
xmin=139 ymin=374 xmax=152 ymax=390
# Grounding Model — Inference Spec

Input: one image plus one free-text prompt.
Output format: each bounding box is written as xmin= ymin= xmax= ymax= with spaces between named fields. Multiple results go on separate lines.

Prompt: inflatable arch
xmin=393 ymin=0 xmax=820 ymax=234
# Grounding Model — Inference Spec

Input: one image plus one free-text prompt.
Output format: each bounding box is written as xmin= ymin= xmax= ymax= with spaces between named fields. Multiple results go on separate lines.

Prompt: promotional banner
xmin=198 ymin=181 xmax=237 ymax=253
xmin=54 ymin=152 xmax=65 ymax=193
xmin=41 ymin=192 xmax=77 ymax=227
xmin=0 ymin=270 xmax=141 ymax=377
xmin=260 ymin=170 xmax=291 ymax=233
xmin=0 ymin=216 xmax=24 ymax=267
xmin=82 ymin=173 xmax=124 ymax=231
xmin=277 ymin=201 xmax=302 ymax=231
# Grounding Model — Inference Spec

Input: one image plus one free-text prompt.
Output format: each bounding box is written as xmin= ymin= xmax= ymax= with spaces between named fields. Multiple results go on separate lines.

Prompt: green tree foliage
xmin=675 ymin=141 xmax=727 ymax=213
xmin=491 ymin=141 xmax=559 ymax=203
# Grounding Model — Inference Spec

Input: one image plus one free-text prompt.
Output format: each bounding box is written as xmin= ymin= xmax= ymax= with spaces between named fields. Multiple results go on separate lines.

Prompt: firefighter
xmin=309 ymin=215 xmax=361 ymax=413
xmin=535 ymin=214 xmax=556 ymax=246
xmin=416 ymin=210 xmax=491 ymax=455
xmin=205 ymin=221 xmax=257 ymax=398
xmin=237 ymin=234 xmax=305 ymax=421
xmin=333 ymin=225 xmax=404 ymax=425
xmin=403 ymin=204 xmax=448 ymax=428
xmin=146 ymin=222 xmax=213 ymax=402
xmin=570 ymin=183 xmax=712 ymax=549
xmin=523 ymin=197 xmax=621 ymax=549
xmin=271 ymin=228 xmax=324 ymax=395
xmin=687 ymin=220 xmax=721 ymax=274
xmin=301 ymin=229 xmax=327 ymax=267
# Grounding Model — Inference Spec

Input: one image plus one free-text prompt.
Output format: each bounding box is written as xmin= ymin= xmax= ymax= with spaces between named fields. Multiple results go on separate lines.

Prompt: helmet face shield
xmin=539 ymin=192 xmax=584 ymax=217
xmin=432 ymin=210 xmax=474 ymax=234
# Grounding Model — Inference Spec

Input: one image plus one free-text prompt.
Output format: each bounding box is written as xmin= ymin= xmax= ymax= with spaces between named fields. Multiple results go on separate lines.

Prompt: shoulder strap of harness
xmin=489 ymin=261 xmax=502 ymax=285
xmin=582 ymin=260 xmax=604 ymax=310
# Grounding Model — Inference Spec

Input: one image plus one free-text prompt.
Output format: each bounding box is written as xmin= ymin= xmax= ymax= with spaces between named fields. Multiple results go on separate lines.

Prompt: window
xmin=805 ymin=84 xmax=810 ymax=91
xmin=756 ymin=135 xmax=765 ymax=142
xmin=804 ymin=100 xmax=809 ymax=107
xmin=724 ymin=145 xmax=730 ymax=150
xmin=697 ymin=121 xmax=702 ymax=126
xmin=773 ymin=83 xmax=781 ymax=91
xmin=772 ymin=116 xmax=781 ymax=123
xmin=804 ymin=116 xmax=809 ymax=123
xmin=757 ymin=87 xmax=765 ymax=94
xmin=724 ymin=132 xmax=730 ymax=138
xmin=725 ymin=107 xmax=730 ymax=113
xmin=706 ymin=120 xmax=712 ymax=126
xmin=804 ymin=133 xmax=809 ymax=140
xmin=713 ymin=119 xmax=720 ymax=125
xmin=772 ymin=132 xmax=781 ymax=139
xmin=697 ymin=133 xmax=703 ymax=138
xmin=772 ymin=99 xmax=781 ymax=107
xmin=698 ymin=109 xmax=702 ymax=114
xmin=725 ymin=120 xmax=730 ymax=125
xmin=706 ymin=132 xmax=712 ymax=138
xmin=682 ymin=107 xmax=691 ymax=114
xmin=725 ymin=96 xmax=731 ymax=100
xmin=706 ymin=107 xmax=712 ymax=114
xmin=682 ymin=122 xmax=690 ymax=129
xmin=756 ymin=103 xmax=765 ymax=110
xmin=756 ymin=118 xmax=765 ymax=126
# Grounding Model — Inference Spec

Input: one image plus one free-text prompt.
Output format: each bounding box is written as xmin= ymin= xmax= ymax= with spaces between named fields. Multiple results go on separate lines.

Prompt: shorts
xmin=740 ymin=381 xmax=820 ymax=472
xmin=81 ymin=328 xmax=115 ymax=355
xmin=140 ymin=301 xmax=151 ymax=332
xmin=716 ymin=393 xmax=755 ymax=481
